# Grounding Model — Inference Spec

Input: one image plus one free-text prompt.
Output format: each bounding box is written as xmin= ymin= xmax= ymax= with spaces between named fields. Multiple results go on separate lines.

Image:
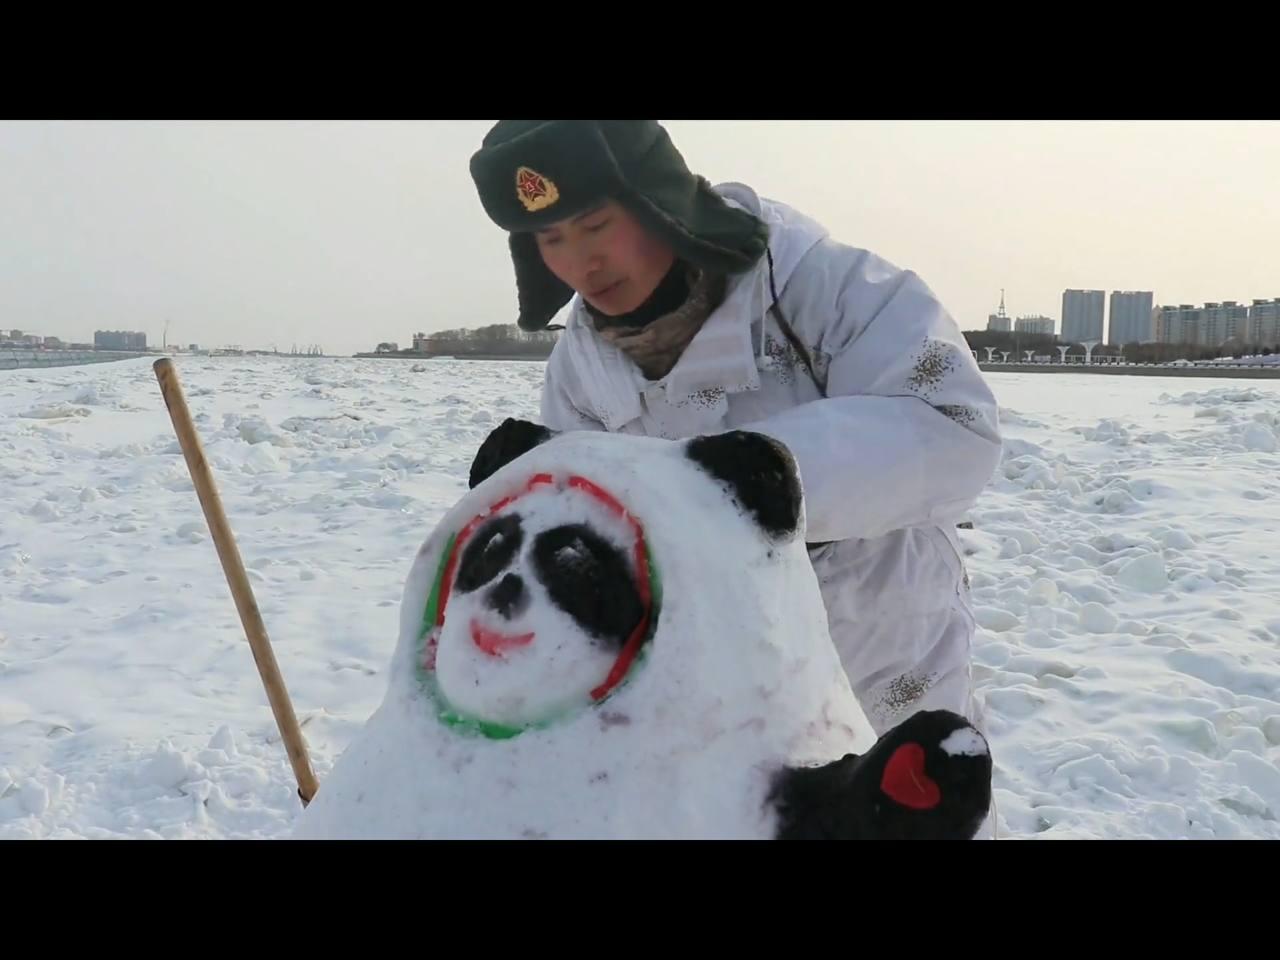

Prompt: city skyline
xmin=3 ymin=120 xmax=1278 ymax=356
xmin=14 ymin=288 xmax=1279 ymax=356
xmin=984 ymin=288 xmax=1279 ymax=350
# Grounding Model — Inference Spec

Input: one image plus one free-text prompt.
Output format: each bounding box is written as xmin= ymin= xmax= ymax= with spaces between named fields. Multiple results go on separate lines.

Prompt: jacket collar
xmin=557 ymin=182 xmax=830 ymax=424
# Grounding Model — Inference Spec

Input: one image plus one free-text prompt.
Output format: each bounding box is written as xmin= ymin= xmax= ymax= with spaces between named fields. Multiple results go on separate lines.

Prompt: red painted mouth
xmin=471 ymin=620 xmax=535 ymax=658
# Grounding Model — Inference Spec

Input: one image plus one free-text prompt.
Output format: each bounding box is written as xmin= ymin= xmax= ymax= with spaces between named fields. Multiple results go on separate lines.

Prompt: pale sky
xmin=2 ymin=120 xmax=1277 ymax=356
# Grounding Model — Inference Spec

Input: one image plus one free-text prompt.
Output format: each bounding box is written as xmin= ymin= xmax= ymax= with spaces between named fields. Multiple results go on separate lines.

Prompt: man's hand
xmin=468 ymin=418 xmax=555 ymax=489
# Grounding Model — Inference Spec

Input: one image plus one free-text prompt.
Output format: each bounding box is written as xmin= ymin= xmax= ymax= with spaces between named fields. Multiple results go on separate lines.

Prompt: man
xmin=467 ymin=119 xmax=1001 ymax=745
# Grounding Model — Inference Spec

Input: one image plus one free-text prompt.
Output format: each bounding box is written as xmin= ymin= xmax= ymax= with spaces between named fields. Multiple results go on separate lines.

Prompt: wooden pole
xmin=153 ymin=358 xmax=319 ymax=806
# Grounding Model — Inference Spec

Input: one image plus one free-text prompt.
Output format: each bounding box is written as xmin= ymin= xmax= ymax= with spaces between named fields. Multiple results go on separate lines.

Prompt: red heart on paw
xmin=880 ymin=743 xmax=941 ymax=811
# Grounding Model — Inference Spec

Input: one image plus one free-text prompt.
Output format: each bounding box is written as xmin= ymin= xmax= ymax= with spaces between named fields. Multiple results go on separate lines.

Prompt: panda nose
xmin=487 ymin=572 xmax=529 ymax=620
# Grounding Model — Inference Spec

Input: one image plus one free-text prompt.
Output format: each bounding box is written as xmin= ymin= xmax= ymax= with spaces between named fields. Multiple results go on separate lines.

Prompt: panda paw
xmin=770 ymin=710 xmax=992 ymax=840
xmin=863 ymin=709 xmax=993 ymax=840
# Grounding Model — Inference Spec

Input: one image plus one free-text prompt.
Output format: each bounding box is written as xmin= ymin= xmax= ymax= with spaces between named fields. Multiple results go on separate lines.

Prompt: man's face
xmin=534 ymin=199 xmax=676 ymax=316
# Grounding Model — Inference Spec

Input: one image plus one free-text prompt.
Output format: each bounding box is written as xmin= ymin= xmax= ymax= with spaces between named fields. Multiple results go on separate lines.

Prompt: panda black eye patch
xmin=532 ymin=524 xmax=643 ymax=646
xmin=456 ymin=514 xmax=524 ymax=593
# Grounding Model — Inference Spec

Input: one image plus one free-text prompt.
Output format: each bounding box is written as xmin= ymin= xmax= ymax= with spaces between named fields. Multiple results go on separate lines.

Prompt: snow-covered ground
xmin=2 ymin=357 xmax=1278 ymax=839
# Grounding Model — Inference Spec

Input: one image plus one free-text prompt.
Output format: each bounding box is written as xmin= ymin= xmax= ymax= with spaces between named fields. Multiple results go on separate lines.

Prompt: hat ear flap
xmin=510 ymin=232 xmax=574 ymax=331
xmin=619 ymin=175 xmax=771 ymax=276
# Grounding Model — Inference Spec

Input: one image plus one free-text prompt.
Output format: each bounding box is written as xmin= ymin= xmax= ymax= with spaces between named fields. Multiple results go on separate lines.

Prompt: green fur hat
xmin=470 ymin=120 xmax=769 ymax=331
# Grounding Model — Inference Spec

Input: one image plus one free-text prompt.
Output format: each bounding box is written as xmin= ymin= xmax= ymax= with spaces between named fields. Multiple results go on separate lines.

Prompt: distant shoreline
xmin=979 ymin=363 xmax=1280 ymax=380
xmin=352 ymin=353 xmax=548 ymax=363
xmin=2 ymin=350 xmax=148 ymax=372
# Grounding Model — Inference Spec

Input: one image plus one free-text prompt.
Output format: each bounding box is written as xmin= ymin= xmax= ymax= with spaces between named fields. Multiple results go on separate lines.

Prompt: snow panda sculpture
xmin=291 ymin=424 xmax=992 ymax=840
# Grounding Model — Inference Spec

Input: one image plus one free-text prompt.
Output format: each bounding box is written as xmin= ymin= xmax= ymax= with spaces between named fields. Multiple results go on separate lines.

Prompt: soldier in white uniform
xmin=467 ymin=120 xmax=1002 ymax=750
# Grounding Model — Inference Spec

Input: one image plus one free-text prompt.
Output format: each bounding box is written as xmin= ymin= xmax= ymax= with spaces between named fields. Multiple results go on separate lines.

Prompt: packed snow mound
xmin=291 ymin=429 xmax=885 ymax=840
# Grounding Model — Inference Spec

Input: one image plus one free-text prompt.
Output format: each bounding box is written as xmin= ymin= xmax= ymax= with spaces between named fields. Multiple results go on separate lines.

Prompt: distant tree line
xmin=418 ymin=324 xmax=560 ymax=358
xmin=1116 ymin=341 xmax=1274 ymax=363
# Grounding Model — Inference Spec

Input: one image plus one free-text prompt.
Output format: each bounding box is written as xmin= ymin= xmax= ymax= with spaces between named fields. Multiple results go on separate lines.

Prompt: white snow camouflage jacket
xmin=538 ymin=182 xmax=1002 ymax=733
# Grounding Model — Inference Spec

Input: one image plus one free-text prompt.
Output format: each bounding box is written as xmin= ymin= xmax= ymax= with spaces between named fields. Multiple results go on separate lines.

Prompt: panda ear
xmin=469 ymin=419 xmax=556 ymax=489
xmin=685 ymin=430 xmax=802 ymax=540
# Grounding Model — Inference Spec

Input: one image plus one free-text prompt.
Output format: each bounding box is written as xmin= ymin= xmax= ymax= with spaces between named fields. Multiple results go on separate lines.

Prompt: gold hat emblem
xmin=515 ymin=166 xmax=560 ymax=212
